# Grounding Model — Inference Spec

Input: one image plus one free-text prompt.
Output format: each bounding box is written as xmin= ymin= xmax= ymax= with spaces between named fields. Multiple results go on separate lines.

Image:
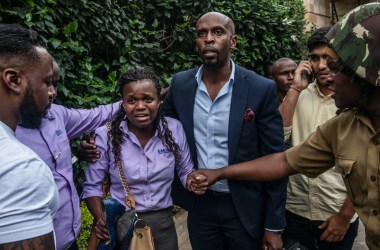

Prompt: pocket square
xmin=244 ymin=108 xmax=255 ymax=122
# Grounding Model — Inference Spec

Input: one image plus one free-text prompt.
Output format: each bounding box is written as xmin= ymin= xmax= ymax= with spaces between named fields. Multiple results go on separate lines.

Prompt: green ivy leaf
xmin=63 ymin=20 xmax=78 ymax=36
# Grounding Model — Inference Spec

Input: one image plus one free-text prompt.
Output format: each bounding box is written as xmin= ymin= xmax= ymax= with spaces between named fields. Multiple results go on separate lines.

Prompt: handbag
xmin=97 ymin=198 xmax=138 ymax=250
xmin=105 ymin=122 xmax=155 ymax=250
xmin=129 ymin=219 xmax=155 ymax=250
xmin=97 ymin=198 xmax=126 ymax=250
xmin=115 ymin=209 xmax=137 ymax=249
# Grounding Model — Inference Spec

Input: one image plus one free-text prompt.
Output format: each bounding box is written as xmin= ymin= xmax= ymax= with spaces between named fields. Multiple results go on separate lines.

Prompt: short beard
xmin=203 ymin=59 xmax=223 ymax=70
xmin=317 ymin=80 xmax=331 ymax=88
xmin=18 ymin=84 xmax=45 ymax=129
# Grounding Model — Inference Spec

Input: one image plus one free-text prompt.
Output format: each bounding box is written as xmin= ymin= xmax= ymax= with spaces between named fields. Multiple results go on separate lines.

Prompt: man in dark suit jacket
xmin=163 ymin=12 xmax=287 ymax=250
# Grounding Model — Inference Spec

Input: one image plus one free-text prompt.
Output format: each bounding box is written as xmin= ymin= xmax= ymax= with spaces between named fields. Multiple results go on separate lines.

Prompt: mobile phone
xmin=302 ymin=70 xmax=315 ymax=83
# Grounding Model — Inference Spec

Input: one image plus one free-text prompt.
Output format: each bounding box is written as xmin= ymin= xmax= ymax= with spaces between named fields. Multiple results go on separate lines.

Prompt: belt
xmin=206 ymin=189 xmax=231 ymax=196
xmin=138 ymin=207 xmax=172 ymax=215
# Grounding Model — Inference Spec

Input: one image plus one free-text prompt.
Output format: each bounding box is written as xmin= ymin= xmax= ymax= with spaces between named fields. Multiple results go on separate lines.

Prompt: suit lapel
xmin=228 ymin=65 xmax=250 ymax=163
xmin=181 ymin=70 xmax=198 ymax=166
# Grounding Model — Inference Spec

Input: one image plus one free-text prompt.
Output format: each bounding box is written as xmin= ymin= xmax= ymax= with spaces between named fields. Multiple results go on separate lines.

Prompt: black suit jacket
xmin=163 ymin=65 xmax=287 ymax=238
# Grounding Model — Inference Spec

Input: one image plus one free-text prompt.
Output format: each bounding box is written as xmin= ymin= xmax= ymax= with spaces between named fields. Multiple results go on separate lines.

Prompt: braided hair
xmin=106 ymin=66 xmax=182 ymax=164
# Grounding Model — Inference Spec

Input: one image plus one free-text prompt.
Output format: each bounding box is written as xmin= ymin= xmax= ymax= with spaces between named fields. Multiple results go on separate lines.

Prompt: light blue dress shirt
xmin=194 ymin=61 xmax=235 ymax=193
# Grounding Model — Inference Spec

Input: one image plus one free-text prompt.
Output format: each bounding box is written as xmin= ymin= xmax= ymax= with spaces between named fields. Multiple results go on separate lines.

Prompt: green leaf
xmin=26 ymin=0 xmax=35 ymax=8
xmin=63 ymin=20 xmax=78 ymax=35
xmin=49 ymin=38 xmax=61 ymax=49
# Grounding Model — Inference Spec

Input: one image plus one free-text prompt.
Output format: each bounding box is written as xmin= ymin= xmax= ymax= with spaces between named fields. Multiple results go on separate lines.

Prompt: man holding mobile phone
xmin=279 ymin=27 xmax=359 ymax=250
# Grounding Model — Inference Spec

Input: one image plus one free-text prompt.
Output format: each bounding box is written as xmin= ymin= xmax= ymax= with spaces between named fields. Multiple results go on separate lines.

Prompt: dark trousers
xmin=138 ymin=207 xmax=178 ymax=250
xmin=283 ymin=210 xmax=359 ymax=250
xmin=187 ymin=190 xmax=261 ymax=250
xmin=67 ymin=240 xmax=78 ymax=250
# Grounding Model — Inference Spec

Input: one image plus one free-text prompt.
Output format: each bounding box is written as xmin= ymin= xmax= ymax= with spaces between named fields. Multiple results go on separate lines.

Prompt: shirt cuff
xmin=265 ymin=228 xmax=284 ymax=234
xmin=283 ymin=126 xmax=292 ymax=140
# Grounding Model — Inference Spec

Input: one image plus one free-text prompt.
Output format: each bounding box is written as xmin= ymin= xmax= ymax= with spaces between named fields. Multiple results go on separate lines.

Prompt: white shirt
xmin=0 ymin=121 xmax=59 ymax=244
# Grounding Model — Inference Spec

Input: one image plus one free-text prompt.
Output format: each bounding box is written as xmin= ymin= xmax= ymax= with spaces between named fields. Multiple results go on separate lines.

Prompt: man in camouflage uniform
xmin=192 ymin=3 xmax=380 ymax=249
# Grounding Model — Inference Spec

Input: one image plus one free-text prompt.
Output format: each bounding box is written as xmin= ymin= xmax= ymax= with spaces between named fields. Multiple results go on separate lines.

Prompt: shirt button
xmin=373 ymin=210 xmax=378 ymax=216
xmin=371 ymin=176 xmax=377 ymax=182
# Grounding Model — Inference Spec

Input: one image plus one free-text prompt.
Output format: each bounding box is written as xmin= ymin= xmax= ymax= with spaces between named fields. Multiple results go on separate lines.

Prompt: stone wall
xmin=304 ymin=0 xmax=376 ymax=30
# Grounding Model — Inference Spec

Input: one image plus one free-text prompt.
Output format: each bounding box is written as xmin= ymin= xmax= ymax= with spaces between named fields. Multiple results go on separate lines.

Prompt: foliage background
xmin=1 ymin=0 xmax=307 ymax=248
xmin=1 ymin=0 xmax=307 ymax=106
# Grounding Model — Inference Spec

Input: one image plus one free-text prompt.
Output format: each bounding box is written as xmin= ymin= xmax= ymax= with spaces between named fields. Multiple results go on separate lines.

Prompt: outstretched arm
xmin=193 ymin=152 xmax=297 ymax=185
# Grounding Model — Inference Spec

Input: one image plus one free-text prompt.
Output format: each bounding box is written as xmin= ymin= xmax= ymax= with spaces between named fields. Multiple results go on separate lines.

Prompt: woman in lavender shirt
xmin=82 ymin=66 xmax=199 ymax=250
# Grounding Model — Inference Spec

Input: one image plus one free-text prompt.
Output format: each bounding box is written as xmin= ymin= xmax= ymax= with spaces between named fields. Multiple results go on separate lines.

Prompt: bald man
xmin=268 ymin=57 xmax=297 ymax=103
xmin=163 ymin=12 xmax=287 ymax=250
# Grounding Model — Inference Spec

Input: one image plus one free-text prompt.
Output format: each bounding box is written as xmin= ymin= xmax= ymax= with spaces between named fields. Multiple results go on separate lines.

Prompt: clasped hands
xmin=79 ymin=138 xmax=221 ymax=195
xmin=186 ymin=172 xmax=208 ymax=195
xmin=186 ymin=169 xmax=221 ymax=195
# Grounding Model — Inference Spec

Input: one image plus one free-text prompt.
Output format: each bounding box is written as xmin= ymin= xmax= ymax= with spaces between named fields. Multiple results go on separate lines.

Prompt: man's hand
xmin=94 ymin=217 xmax=110 ymax=240
xmin=262 ymin=231 xmax=283 ymax=250
xmin=279 ymin=60 xmax=311 ymax=127
xmin=79 ymin=138 xmax=100 ymax=163
xmin=318 ymin=213 xmax=350 ymax=242
xmin=160 ymin=86 xmax=170 ymax=99
xmin=292 ymin=60 xmax=312 ymax=90
xmin=187 ymin=172 xmax=208 ymax=195
xmin=192 ymin=168 xmax=221 ymax=187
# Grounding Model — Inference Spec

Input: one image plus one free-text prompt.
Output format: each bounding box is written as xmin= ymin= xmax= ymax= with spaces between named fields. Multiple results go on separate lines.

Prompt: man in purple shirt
xmin=0 ymin=23 xmax=58 ymax=250
xmin=16 ymin=60 xmax=120 ymax=250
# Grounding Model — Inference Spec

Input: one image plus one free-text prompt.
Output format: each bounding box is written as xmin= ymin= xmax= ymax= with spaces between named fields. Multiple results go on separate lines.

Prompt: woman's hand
xmin=187 ymin=172 xmax=208 ymax=195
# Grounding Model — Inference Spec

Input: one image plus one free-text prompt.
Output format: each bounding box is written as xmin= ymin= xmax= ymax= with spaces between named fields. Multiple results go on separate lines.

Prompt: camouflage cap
xmin=325 ymin=3 xmax=380 ymax=86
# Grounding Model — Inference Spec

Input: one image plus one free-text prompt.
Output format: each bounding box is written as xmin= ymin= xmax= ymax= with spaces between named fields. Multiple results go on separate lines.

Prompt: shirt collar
xmin=119 ymin=119 xmax=161 ymax=138
xmin=352 ymin=109 xmax=378 ymax=134
xmin=335 ymin=108 xmax=378 ymax=135
xmin=0 ymin=120 xmax=15 ymax=136
xmin=313 ymin=81 xmax=332 ymax=98
xmin=195 ymin=59 xmax=236 ymax=88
